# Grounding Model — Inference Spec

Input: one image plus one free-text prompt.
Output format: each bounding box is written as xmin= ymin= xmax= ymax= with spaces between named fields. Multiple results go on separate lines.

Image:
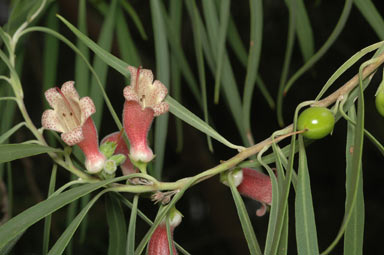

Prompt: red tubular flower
xmin=232 ymin=168 xmax=272 ymax=216
xmin=123 ymin=66 xmax=168 ymax=163
xmin=148 ymin=210 xmax=182 ymax=255
xmin=100 ymin=131 xmax=138 ymax=175
xmin=41 ymin=81 xmax=105 ymax=173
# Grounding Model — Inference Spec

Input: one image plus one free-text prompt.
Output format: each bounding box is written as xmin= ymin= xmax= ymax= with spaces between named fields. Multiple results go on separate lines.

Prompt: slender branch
xmin=313 ymin=50 xmax=384 ymax=107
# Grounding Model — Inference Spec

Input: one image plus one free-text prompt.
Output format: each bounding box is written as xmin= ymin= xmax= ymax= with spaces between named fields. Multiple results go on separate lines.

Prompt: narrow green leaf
xmin=265 ymin=145 xmax=286 ymax=254
xmin=0 ymin=27 xmax=12 ymax=54
xmin=6 ymin=162 xmax=13 ymax=217
xmin=42 ymin=3 xmax=59 ymax=146
xmin=354 ymin=0 xmax=384 ymax=40
xmin=87 ymin=0 xmax=141 ymax=69
xmin=151 ymin=0 xmax=170 ymax=179
xmin=277 ymin=208 xmax=289 ymax=255
xmin=268 ymin=110 xmax=300 ymax=254
xmin=160 ymin=7 xmax=200 ymax=101
xmin=42 ymin=164 xmax=57 ymax=255
xmin=260 ymin=161 xmax=280 ymax=255
xmin=42 ymin=2 xmax=59 ymax=95
xmin=126 ymin=195 xmax=139 ymax=255
xmin=226 ymin=19 xmax=275 ymax=109
xmin=278 ymin=0 xmax=353 ymax=125
xmin=213 ymin=0 xmax=230 ymax=104
xmin=0 ymin=144 xmax=61 ymax=163
xmin=166 ymin=96 xmax=243 ymax=150
xmin=284 ymin=0 xmax=353 ymax=94
xmin=189 ymin=0 xmax=213 ymax=151
xmin=116 ymin=7 xmax=141 ymax=68
xmin=276 ymin=0 xmax=296 ymax=127
xmin=201 ymin=0 xmax=246 ymax=145
xmin=106 ymin=193 xmax=127 ymax=255
xmin=227 ymin=17 xmax=248 ymax=64
xmin=291 ymin=0 xmax=315 ymax=61
xmin=242 ymin=0 xmax=263 ymax=144
xmin=57 ymin=15 xmax=130 ymax=78
xmin=78 ymin=193 xmax=91 ymax=243
xmin=227 ymin=172 xmax=262 ymax=255
xmin=48 ymin=190 xmax=108 ymax=255
xmin=89 ymin=0 xmax=118 ymax=129
xmin=74 ymin=0 xmax=90 ymax=97
xmin=65 ymin=176 xmax=79 ymax=255
xmin=5 ymin=0 xmax=39 ymax=34
xmin=321 ymin=56 xmax=366 ymax=255
xmin=315 ymin=41 xmax=384 ymax=101
xmin=165 ymin=216 xmax=174 ymax=255
xmin=169 ymin=0 xmax=184 ymax=152
xmin=0 ymin=122 xmax=25 ymax=144
xmin=0 ymin=176 xmax=129 ymax=250
xmin=295 ymin=135 xmax=319 ymax=255
xmin=0 ymin=231 xmax=24 ymax=255
xmin=343 ymin=105 xmax=364 ymax=255
xmin=120 ymin=1 xmax=148 ymax=40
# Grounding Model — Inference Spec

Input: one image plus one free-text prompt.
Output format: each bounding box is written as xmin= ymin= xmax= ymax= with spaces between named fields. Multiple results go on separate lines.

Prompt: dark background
xmin=1 ymin=0 xmax=384 ymax=254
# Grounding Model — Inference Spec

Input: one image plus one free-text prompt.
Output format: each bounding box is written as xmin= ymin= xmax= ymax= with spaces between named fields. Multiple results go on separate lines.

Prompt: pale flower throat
xmin=55 ymin=87 xmax=81 ymax=132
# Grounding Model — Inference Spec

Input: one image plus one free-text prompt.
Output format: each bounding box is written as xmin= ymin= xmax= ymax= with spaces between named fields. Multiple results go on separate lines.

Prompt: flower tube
xmin=148 ymin=209 xmax=182 ymax=255
xmin=225 ymin=168 xmax=272 ymax=216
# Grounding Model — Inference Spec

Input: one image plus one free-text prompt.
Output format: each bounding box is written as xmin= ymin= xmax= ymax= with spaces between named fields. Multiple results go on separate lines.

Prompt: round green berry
xmin=375 ymin=90 xmax=384 ymax=117
xmin=297 ymin=107 xmax=335 ymax=139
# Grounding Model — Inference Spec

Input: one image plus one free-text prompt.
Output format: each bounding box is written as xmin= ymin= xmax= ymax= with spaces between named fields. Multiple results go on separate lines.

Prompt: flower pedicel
xmin=123 ymin=66 xmax=168 ymax=165
xmin=41 ymin=81 xmax=106 ymax=173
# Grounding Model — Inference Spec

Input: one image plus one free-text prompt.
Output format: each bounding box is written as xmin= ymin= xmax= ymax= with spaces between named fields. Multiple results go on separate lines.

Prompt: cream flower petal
xmin=128 ymin=66 xmax=138 ymax=87
xmin=151 ymin=80 xmax=168 ymax=104
xmin=41 ymin=109 xmax=65 ymax=132
xmin=123 ymin=86 xmax=139 ymax=102
xmin=137 ymin=68 xmax=154 ymax=89
xmin=44 ymin=87 xmax=62 ymax=109
xmin=153 ymin=102 xmax=169 ymax=117
xmin=79 ymin=96 xmax=96 ymax=123
xmin=124 ymin=66 xmax=169 ymax=115
xmin=61 ymin=81 xmax=79 ymax=101
xmin=61 ymin=126 xmax=84 ymax=146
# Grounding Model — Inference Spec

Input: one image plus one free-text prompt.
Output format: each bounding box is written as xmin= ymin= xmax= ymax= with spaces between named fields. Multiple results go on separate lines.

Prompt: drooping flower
xmin=228 ymin=168 xmax=272 ymax=216
xmin=41 ymin=81 xmax=105 ymax=173
xmin=123 ymin=66 xmax=168 ymax=163
xmin=148 ymin=208 xmax=182 ymax=255
xmin=100 ymin=131 xmax=138 ymax=175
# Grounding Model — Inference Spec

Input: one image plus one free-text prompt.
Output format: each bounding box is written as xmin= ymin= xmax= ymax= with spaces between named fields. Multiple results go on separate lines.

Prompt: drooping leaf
xmin=48 ymin=190 xmax=108 ymax=255
xmin=106 ymin=193 xmax=127 ymax=255
xmin=343 ymin=105 xmax=364 ymax=255
xmin=295 ymin=135 xmax=319 ymax=255
xmin=0 ymin=176 xmax=129 ymax=250
xmin=126 ymin=195 xmax=139 ymax=255
xmin=151 ymin=0 xmax=170 ymax=179
xmin=0 ymin=144 xmax=61 ymax=164
xmin=227 ymin=172 xmax=262 ymax=255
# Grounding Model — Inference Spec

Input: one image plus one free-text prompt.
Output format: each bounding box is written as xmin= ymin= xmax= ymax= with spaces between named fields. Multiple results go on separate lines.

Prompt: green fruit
xmin=375 ymin=91 xmax=384 ymax=117
xmin=297 ymin=107 xmax=335 ymax=139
